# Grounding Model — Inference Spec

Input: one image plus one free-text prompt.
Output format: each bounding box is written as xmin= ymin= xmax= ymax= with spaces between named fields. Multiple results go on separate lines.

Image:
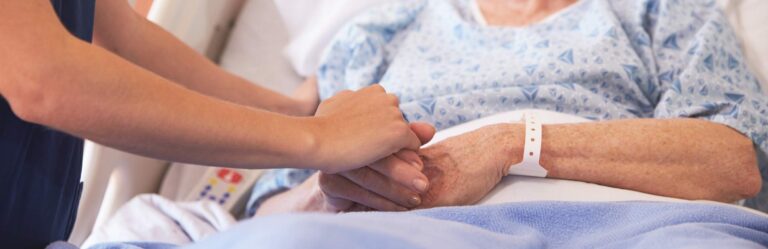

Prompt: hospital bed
xmin=69 ymin=0 xmax=768 ymax=246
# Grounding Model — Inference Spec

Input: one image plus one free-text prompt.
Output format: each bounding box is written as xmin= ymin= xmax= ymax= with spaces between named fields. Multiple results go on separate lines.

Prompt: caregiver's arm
xmin=92 ymin=0 xmax=314 ymax=115
xmin=499 ymin=118 xmax=761 ymax=202
xmin=0 ymin=0 xmax=421 ymax=172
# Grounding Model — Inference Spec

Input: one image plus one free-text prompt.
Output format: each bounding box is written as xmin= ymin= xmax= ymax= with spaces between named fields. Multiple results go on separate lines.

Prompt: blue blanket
xmin=60 ymin=201 xmax=768 ymax=249
xmin=186 ymin=201 xmax=768 ymax=249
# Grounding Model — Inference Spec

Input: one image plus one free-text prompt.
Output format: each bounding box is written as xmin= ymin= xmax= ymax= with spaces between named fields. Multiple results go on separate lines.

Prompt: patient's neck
xmin=477 ymin=0 xmax=578 ymax=27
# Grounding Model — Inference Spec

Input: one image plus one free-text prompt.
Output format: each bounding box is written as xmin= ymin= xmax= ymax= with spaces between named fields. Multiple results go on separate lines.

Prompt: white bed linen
xmin=82 ymin=194 xmax=235 ymax=248
xmin=273 ymin=0 xmax=394 ymax=76
xmin=218 ymin=0 xmax=302 ymax=95
xmin=720 ymin=0 xmax=768 ymax=94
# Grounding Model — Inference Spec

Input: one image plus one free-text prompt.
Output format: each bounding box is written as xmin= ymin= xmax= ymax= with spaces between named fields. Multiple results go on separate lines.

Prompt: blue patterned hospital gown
xmin=247 ymin=0 xmax=768 ymax=214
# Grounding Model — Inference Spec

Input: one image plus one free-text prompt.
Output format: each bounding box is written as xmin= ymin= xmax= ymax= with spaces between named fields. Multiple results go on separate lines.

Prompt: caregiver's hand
xmin=315 ymin=123 xmax=436 ymax=211
xmin=308 ymin=85 xmax=424 ymax=174
xmin=415 ymin=124 xmax=524 ymax=208
xmin=256 ymin=123 xmax=435 ymax=215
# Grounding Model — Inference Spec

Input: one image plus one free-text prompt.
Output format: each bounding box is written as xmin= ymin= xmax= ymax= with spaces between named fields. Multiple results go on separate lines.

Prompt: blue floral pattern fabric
xmin=249 ymin=0 xmax=768 ymax=213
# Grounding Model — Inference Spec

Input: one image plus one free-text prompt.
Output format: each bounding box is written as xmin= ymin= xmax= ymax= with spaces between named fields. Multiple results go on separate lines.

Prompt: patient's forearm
xmin=497 ymin=119 xmax=761 ymax=202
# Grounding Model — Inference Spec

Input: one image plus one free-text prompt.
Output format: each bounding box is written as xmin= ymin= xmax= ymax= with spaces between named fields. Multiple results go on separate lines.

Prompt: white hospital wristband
xmin=508 ymin=112 xmax=548 ymax=177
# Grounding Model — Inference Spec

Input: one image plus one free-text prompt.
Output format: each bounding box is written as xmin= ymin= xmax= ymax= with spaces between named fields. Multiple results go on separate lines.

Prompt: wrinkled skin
xmin=415 ymin=124 xmax=521 ymax=208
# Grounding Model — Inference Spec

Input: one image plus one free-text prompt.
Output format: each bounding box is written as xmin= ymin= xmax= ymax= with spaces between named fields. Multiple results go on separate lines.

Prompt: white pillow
xmin=718 ymin=0 xmax=768 ymax=94
xmin=218 ymin=0 xmax=302 ymax=95
xmin=273 ymin=0 xmax=395 ymax=76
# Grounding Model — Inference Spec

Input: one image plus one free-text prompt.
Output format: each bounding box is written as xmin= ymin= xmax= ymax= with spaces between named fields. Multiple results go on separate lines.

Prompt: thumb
xmin=409 ymin=122 xmax=436 ymax=145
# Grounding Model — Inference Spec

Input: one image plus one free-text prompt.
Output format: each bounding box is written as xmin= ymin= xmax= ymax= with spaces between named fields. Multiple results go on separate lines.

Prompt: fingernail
xmin=408 ymin=196 xmax=422 ymax=206
xmin=412 ymin=179 xmax=428 ymax=192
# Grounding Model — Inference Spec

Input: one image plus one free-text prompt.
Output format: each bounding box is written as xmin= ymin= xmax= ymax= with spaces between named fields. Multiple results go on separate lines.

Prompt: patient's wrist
xmin=487 ymin=124 xmax=525 ymax=174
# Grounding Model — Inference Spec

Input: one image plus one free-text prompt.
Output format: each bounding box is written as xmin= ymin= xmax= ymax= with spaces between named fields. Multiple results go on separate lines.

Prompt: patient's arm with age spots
xmin=413 ymin=118 xmax=760 ymax=208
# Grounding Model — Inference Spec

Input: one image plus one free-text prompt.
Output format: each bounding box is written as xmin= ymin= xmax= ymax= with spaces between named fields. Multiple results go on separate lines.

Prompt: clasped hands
xmin=257 ymin=123 xmax=523 ymax=215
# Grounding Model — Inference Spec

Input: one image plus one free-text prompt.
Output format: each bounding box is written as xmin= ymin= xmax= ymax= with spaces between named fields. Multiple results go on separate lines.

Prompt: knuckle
xmin=395 ymin=123 xmax=411 ymax=137
xmin=388 ymin=107 xmax=405 ymax=119
xmin=396 ymin=150 xmax=419 ymax=162
xmin=336 ymin=90 xmax=353 ymax=98
xmin=370 ymin=158 xmax=397 ymax=177
xmin=370 ymin=84 xmax=385 ymax=92
xmin=387 ymin=94 xmax=400 ymax=105
xmin=386 ymin=130 xmax=409 ymax=150
xmin=376 ymin=156 xmax=399 ymax=172
xmin=388 ymin=158 xmax=414 ymax=177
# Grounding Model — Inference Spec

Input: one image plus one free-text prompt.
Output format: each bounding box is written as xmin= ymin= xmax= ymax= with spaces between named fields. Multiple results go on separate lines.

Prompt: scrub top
xmin=0 ymin=0 xmax=94 ymax=248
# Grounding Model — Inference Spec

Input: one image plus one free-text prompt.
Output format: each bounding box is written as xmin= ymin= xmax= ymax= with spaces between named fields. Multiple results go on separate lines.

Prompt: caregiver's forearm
xmin=11 ymin=37 xmax=321 ymax=169
xmin=92 ymin=0 xmax=310 ymax=115
xmin=0 ymin=0 xmax=313 ymax=169
xmin=497 ymin=119 xmax=761 ymax=202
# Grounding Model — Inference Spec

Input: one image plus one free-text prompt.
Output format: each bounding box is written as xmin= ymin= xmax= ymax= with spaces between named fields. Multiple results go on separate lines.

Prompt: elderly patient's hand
xmin=415 ymin=124 xmax=522 ymax=208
